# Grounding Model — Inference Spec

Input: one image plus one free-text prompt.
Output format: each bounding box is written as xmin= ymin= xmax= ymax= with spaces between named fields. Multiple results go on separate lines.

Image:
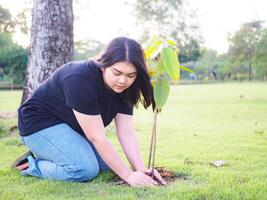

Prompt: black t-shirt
xmin=18 ymin=60 xmax=133 ymax=137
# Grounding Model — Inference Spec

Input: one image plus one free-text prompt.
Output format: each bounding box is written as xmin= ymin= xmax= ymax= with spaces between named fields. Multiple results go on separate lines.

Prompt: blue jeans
xmin=21 ymin=123 xmax=110 ymax=182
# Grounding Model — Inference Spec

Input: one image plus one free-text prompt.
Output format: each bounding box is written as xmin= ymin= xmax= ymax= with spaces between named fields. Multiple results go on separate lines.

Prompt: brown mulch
xmin=154 ymin=166 xmax=179 ymax=183
xmin=113 ymin=166 xmax=189 ymax=186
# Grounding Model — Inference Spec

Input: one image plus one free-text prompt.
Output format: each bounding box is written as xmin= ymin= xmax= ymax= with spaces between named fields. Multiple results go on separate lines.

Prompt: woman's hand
xmin=124 ymin=171 xmax=159 ymax=187
xmin=138 ymin=168 xmax=167 ymax=186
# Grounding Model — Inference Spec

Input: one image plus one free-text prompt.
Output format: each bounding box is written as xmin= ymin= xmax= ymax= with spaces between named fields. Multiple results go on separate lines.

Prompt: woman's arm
xmin=73 ymin=110 xmax=158 ymax=187
xmin=115 ymin=113 xmax=166 ymax=185
xmin=114 ymin=113 xmax=146 ymax=171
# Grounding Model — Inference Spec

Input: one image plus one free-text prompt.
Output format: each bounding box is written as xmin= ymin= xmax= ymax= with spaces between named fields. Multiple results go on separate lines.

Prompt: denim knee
xmin=65 ymin=162 xmax=100 ymax=182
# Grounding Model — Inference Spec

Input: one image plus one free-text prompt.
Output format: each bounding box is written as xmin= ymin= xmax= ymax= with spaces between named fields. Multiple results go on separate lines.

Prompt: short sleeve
xmin=62 ymin=75 xmax=100 ymax=115
xmin=117 ymin=97 xmax=133 ymax=115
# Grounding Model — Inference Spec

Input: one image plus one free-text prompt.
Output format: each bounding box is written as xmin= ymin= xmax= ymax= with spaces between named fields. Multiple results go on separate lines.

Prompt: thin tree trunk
xmin=248 ymin=48 xmax=253 ymax=82
xmin=21 ymin=0 xmax=74 ymax=104
xmin=248 ymin=59 xmax=252 ymax=81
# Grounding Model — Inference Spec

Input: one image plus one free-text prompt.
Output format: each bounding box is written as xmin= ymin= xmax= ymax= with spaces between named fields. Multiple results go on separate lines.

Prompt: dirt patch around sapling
xmin=113 ymin=166 xmax=190 ymax=186
xmin=155 ymin=166 xmax=189 ymax=184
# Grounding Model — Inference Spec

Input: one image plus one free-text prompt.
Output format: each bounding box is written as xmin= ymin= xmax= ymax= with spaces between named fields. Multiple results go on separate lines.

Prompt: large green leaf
xmin=161 ymin=47 xmax=180 ymax=81
xmin=153 ymin=79 xmax=170 ymax=109
xmin=156 ymin=57 xmax=165 ymax=73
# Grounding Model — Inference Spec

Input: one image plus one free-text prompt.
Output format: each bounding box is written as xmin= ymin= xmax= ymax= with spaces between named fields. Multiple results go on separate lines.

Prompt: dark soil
xmin=113 ymin=166 xmax=189 ymax=186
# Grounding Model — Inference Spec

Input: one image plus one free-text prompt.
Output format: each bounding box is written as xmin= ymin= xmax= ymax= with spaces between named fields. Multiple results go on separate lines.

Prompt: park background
xmin=0 ymin=0 xmax=267 ymax=199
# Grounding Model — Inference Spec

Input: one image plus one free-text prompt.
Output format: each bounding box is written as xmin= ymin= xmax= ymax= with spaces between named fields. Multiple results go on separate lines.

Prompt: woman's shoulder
xmin=59 ymin=60 xmax=100 ymax=80
xmin=64 ymin=60 xmax=96 ymax=72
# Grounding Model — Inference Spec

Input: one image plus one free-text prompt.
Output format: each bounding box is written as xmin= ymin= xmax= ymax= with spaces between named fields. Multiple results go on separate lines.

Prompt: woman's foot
xmin=11 ymin=151 xmax=34 ymax=171
xmin=15 ymin=162 xmax=29 ymax=170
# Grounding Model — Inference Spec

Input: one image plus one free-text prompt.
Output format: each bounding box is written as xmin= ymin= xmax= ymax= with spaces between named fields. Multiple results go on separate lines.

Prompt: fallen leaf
xmin=209 ymin=160 xmax=229 ymax=167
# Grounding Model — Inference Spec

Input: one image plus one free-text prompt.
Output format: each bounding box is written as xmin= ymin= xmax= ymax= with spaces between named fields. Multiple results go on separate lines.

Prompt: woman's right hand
xmin=124 ymin=171 xmax=159 ymax=187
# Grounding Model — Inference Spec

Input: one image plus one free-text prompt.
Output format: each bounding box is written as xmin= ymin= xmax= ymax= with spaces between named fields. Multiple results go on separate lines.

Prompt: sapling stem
xmin=148 ymin=108 xmax=158 ymax=178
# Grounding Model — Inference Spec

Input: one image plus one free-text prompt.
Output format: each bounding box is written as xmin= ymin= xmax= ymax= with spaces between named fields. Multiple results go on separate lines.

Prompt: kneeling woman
xmin=16 ymin=37 xmax=166 ymax=187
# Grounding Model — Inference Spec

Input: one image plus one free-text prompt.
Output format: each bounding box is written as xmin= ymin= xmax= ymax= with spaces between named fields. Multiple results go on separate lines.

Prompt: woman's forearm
xmin=91 ymin=135 xmax=132 ymax=180
xmin=117 ymin=132 xmax=146 ymax=171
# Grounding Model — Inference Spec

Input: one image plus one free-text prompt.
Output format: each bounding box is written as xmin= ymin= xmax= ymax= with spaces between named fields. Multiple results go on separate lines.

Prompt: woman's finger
xmin=154 ymin=170 xmax=166 ymax=185
xmin=142 ymin=173 xmax=158 ymax=186
xmin=147 ymin=176 xmax=159 ymax=186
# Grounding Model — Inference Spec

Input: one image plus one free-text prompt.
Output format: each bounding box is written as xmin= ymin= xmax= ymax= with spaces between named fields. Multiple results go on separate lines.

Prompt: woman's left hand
xmin=138 ymin=168 xmax=166 ymax=186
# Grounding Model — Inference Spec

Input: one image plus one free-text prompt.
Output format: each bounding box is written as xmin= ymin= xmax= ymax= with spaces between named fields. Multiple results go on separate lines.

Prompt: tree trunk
xmin=248 ymin=49 xmax=253 ymax=82
xmin=248 ymin=59 xmax=252 ymax=81
xmin=21 ymin=0 xmax=74 ymax=103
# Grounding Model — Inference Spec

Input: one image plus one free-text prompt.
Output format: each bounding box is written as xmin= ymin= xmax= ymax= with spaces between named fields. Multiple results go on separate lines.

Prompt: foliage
xmin=134 ymin=0 xmax=202 ymax=63
xmin=0 ymin=3 xmax=31 ymax=34
xmin=193 ymin=48 xmax=234 ymax=81
xmin=0 ymin=4 xmax=13 ymax=32
xmin=0 ymin=33 xmax=28 ymax=85
xmin=228 ymin=20 xmax=264 ymax=80
xmin=179 ymin=39 xmax=200 ymax=63
xmin=215 ymin=54 xmax=232 ymax=81
xmin=0 ymin=32 xmax=13 ymax=47
xmin=144 ymin=36 xmax=191 ymax=109
xmin=14 ymin=8 xmax=31 ymax=34
xmin=253 ymin=29 xmax=267 ymax=80
xmin=0 ymin=5 xmax=29 ymax=86
xmin=192 ymin=20 xmax=267 ymax=82
xmin=74 ymin=39 xmax=104 ymax=60
xmin=194 ymin=48 xmax=218 ymax=80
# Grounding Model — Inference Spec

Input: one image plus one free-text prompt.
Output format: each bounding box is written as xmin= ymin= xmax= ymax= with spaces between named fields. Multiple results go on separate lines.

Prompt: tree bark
xmin=248 ymin=58 xmax=252 ymax=81
xmin=21 ymin=0 xmax=74 ymax=103
xmin=248 ymin=48 xmax=253 ymax=82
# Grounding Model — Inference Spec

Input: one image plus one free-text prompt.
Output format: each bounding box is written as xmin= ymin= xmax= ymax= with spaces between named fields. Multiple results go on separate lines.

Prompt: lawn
xmin=0 ymin=83 xmax=267 ymax=200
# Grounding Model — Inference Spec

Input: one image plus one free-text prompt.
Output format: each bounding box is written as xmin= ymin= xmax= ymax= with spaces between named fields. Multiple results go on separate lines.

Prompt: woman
xmin=14 ymin=37 xmax=166 ymax=187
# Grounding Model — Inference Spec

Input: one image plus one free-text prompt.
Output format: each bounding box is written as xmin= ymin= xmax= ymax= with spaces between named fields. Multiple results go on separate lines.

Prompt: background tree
xmin=193 ymin=48 xmax=233 ymax=81
xmin=133 ymin=0 xmax=202 ymax=63
xmin=0 ymin=6 xmax=28 ymax=87
xmin=228 ymin=20 xmax=264 ymax=81
xmin=74 ymin=39 xmax=104 ymax=60
xmin=194 ymin=48 xmax=218 ymax=80
xmin=14 ymin=8 xmax=31 ymax=35
xmin=253 ymin=29 xmax=267 ymax=80
xmin=22 ymin=0 xmax=74 ymax=103
xmin=0 ymin=4 xmax=14 ymax=32
xmin=0 ymin=35 xmax=28 ymax=85
xmin=215 ymin=54 xmax=232 ymax=81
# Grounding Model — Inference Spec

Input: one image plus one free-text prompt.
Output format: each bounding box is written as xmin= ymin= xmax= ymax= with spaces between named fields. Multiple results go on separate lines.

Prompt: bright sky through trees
xmin=0 ymin=0 xmax=266 ymax=53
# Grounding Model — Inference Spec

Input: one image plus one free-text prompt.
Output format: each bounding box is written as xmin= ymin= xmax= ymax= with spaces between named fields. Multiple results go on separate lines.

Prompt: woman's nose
xmin=118 ymin=76 xmax=127 ymax=84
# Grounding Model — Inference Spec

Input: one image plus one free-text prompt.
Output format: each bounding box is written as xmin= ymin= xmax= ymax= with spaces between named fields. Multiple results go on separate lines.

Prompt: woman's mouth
xmin=116 ymin=85 xmax=126 ymax=90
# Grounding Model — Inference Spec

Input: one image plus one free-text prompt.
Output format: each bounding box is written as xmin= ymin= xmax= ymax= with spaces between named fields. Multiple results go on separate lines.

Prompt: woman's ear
xmin=100 ymin=68 xmax=105 ymax=72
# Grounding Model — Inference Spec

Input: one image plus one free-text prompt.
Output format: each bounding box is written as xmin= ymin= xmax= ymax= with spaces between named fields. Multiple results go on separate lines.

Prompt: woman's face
xmin=102 ymin=61 xmax=137 ymax=93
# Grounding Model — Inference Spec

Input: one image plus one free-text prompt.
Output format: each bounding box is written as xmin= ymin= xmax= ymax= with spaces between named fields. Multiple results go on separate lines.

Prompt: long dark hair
xmin=95 ymin=37 xmax=155 ymax=110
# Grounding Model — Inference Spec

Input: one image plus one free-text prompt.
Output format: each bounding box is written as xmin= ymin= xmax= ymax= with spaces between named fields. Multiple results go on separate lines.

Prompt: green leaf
xmin=161 ymin=47 xmax=180 ymax=81
xmin=156 ymin=57 xmax=165 ymax=73
xmin=180 ymin=65 xmax=193 ymax=73
xmin=153 ymin=79 xmax=170 ymax=109
xmin=144 ymin=37 xmax=163 ymax=59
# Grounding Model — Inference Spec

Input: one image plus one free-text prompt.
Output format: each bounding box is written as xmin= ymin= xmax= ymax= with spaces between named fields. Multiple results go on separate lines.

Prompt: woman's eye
xmin=113 ymin=71 xmax=120 ymax=76
xmin=128 ymin=75 xmax=136 ymax=78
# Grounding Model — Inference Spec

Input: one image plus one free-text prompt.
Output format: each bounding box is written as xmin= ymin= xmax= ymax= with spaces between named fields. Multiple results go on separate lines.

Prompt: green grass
xmin=0 ymin=83 xmax=267 ymax=200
